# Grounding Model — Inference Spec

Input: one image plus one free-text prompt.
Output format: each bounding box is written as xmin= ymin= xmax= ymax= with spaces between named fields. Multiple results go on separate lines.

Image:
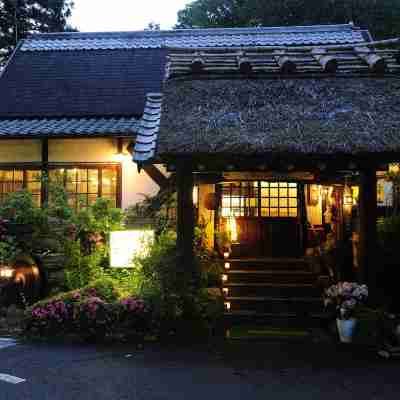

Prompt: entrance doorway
xmin=218 ymin=181 xmax=302 ymax=258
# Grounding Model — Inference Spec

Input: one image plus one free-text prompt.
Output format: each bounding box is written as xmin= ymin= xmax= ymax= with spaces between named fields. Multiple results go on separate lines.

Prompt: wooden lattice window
xmin=49 ymin=166 xmax=120 ymax=209
xmin=260 ymin=182 xmax=298 ymax=217
xmin=220 ymin=181 xmax=298 ymax=218
xmin=0 ymin=169 xmax=42 ymax=206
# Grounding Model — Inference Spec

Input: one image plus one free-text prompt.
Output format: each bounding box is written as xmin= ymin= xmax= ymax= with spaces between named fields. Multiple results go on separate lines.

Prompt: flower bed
xmin=24 ymin=285 xmax=150 ymax=343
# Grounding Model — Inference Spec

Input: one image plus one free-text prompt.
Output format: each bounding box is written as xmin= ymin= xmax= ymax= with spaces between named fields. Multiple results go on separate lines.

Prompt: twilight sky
xmin=69 ymin=0 xmax=192 ymax=32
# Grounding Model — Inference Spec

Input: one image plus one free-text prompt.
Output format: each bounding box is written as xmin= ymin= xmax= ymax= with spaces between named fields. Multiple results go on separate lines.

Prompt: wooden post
xmin=176 ymin=162 xmax=197 ymax=283
xmin=41 ymin=138 xmax=49 ymax=206
xmin=298 ymin=183 xmax=308 ymax=256
xmin=358 ymin=168 xmax=377 ymax=291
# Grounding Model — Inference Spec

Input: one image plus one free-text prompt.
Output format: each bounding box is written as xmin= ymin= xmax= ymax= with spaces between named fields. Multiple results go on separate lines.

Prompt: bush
xmin=84 ymin=276 xmax=125 ymax=302
xmin=131 ymin=229 xmax=224 ymax=341
xmin=24 ymin=285 xmax=150 ymax=343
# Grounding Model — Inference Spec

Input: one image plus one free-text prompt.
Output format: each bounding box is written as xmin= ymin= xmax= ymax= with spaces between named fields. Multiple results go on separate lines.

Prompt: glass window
xmin=0 ymin=169 xmax=40 ymax=205
xmin=0 ymin=166 xmax=120 ymax=209
xmin=220 ymin=181 xmax=298 ymax=218
xmin=50 ymin=166 xmax=119 ymax=209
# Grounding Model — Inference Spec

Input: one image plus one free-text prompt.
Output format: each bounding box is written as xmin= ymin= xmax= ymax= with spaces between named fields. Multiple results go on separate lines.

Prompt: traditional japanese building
xmin=1 ymin=23 xmax=399 ymax=323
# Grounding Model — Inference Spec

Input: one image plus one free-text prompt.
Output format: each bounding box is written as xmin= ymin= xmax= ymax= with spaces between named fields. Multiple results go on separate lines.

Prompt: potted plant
xmin=324 ymin=281 xmax=369 ymax=343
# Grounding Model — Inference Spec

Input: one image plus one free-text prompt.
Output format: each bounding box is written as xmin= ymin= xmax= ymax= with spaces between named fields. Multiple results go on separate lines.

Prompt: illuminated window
xmin=0 ymin=165 xmax=121 ymax=209
xmin=377 ymin=180 xmax=385 ymax=205
xmin=50 ymin=166 xmax=120 ymax=209
xmin=0 ymin=169 xmax=41 ymax=206
xmin=220 ymin=181 xmax=298 ymax=218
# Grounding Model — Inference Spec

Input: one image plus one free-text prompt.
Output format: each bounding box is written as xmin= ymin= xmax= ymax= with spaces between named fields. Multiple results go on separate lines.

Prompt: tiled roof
xmin=134 ymin=93 xmax=163 ymax=162
xmin=0 ymin=49 xmax=168 ymax=118
xmin=21 ymin=24 xmax=369 ymax=51
xmin=0 ymin=116 xmax=140 ymax=137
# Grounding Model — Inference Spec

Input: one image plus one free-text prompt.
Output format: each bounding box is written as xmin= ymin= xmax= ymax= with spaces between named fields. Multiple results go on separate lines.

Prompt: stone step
xmin=223 ymin=282 xmax=321 ymax=298
xmin=224 ymin=311 xmax=326 ymax=329
xmin=225 ymin=296 xmax=324 ymax=314
xmin=224 ymin=270 xmax=316 ymax=284
xmin=226 ymin=257 xmax=311 ymax=272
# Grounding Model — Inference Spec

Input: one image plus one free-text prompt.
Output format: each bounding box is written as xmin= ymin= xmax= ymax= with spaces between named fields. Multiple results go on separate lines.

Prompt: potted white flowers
xmin=324 ymin=282 xmax=369 ymax=343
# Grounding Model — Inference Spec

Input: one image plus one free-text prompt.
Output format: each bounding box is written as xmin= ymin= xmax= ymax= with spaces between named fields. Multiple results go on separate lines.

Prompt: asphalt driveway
xmin=0 ymin=339 xmax=399 ymax=400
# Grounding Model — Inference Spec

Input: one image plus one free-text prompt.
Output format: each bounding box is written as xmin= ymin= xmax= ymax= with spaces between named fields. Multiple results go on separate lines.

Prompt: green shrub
xmin=84 ymin=276 xmax=124 ymax=302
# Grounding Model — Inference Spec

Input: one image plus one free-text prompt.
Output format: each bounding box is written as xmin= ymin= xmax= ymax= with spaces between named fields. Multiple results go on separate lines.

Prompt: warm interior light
xmin=224 ymin=262 xmax=230 ymax=270
xmin=222 ymin=288 xmax=229 ymax=295
xmin=222 ymin=274 xmax=228 ymax=282
xmin=344 ymin=182 xmax=353 ymax=206
xmin=224 ymin=302 xmax=231 ymax=311
xmin=227 ymin=216 xmax=238 ymax=243
xmin=0 ymin=268 xmax=14 ymax=279
xmin=223 ymin=251 xmax=230 ymax=259
xmin=110 ymin=230 xmax=154 ymax=268
xmin=192 ymin=186 xmax=199 ymax=206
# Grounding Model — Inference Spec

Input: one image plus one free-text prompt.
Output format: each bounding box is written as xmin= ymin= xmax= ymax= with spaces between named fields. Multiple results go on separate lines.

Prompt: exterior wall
xmin=0 ymin=138 xmax=165 ymax=209
xmin=0 ymin=139 xmax=41 ymax=162
xmin=198 ymin=183 xmax=215 ymax=249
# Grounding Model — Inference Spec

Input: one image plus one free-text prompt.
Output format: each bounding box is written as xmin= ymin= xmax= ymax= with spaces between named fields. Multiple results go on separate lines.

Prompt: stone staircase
xmin=222 ymin=257 xmax=325 ymax=331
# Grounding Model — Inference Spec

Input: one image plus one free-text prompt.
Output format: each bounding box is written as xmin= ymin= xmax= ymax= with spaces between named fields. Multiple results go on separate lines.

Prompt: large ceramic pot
xmin=336 ymin=318 xmax=358 ymax=343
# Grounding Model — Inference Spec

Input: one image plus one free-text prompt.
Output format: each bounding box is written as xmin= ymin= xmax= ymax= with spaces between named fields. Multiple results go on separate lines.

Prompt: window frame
xmin=219 ymin=181 xmax=298 ymax=218
xmin=0 ymin=163 xmax=122 ymax=208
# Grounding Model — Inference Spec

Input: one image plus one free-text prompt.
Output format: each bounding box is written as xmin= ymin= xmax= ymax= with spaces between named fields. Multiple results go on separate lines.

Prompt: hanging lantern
xmin=204 ymin=193 xmax=218 ymax=210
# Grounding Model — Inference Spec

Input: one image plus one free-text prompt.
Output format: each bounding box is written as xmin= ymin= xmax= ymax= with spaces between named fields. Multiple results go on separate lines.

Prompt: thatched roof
xmin=153 ymin=77 xmax=400 ymax=159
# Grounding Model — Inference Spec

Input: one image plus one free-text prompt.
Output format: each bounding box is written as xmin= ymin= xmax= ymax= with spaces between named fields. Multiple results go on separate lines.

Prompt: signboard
xmin=110 ymin=230 xmax=154 ymax=268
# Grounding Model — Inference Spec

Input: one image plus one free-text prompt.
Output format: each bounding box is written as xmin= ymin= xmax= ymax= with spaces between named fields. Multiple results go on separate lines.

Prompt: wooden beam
xmin=41 ymin=138 xmax=49 ymax=206
xmin=311 ymin=48 xmax=338 ymax=73
xmin=176 ymin=162 xmax=197 ymax=284
xmin=142 ymin=164 xmax=169 ymax=189
xmin=355 ymin=46 xmax=386 ymax=73
xmin=358 ymin=168 xmax=378 ymax=291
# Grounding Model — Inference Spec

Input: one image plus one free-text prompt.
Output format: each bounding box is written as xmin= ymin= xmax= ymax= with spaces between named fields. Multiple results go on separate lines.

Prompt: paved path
xmin=0 ymin=337 xmax=17 ymax=350
xmin=0 ymin=340 xmax=399 ymax=399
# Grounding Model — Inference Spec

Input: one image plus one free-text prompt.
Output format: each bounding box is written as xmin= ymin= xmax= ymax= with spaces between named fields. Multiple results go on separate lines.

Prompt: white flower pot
xmin=336 ymin=318 xmax=358 ymax=343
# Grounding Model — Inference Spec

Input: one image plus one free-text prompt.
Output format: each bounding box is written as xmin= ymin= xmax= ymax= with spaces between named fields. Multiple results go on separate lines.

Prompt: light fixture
xmin=224 ymin=302 xmax=231 ymax=311
xmin=0 ymin=267 xmax=14 ymax=279
xmin=344 ymin=177 xmax=353 ymax=206
xmin=192 ymin=186 xmax=199 ymax=206
xmin=223 ymin=251 xmax=230 ymax=259
xmin=222 ymin=274 xmax=228 ymax=282
xmin=227 ymin=216 xmax=238 ymax=243
xmin=224 ymin=262 xmax=230 ymax=270
xmin=222 ymin=288 xmax=229 ymax=295
xmin=113 ymin=138 xmax=129 ymax=162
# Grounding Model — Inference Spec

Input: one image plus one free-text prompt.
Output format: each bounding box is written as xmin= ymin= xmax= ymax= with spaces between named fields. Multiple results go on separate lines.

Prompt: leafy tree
xmin=0 ymin=0 xmax=75 ymax=65
xmin=177 ymin=0 xmax=400 ymax=39
xmin=145 ymin=21 xmax=161 ymax=31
